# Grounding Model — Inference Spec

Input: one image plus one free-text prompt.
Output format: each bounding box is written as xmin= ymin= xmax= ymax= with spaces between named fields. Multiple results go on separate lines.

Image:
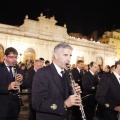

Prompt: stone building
xmin=0 ymin=13 xmax=116 ymax=67
xmin=99 ymin=29 xmax=120 ymax=59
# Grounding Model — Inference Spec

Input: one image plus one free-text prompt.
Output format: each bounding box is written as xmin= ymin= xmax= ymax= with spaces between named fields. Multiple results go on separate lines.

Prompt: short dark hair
xmin=77 ymin=60 xmax=84 ymax=64
xmin=106 ymin=65 xmax=110 ymax=70
xmin=111 ymin=65 xmax=115 ymax=69
xmin=89 ymin=61 xmax=94 ymax=67
xmin=5 ymin=47 xmax=18 ymax=56
xmin=39 ymin=57 xmax=44 ymax=61
xmin=45 ymin=60 xmax=50 ymax=65
xmin=115 ymin=60 xmax=120 ymax=68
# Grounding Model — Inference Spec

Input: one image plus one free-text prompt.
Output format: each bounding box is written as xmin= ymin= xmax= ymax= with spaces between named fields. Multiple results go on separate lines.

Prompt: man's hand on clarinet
xmin=8 ymin=81 xmax=19 ymax=90
xmin=74 ymin=83 xmax=82 ymax=94
xmin=16 ymin=74 xmax=23 ymax=82
xmin=64 ymin=94 xmax=81 ymax=108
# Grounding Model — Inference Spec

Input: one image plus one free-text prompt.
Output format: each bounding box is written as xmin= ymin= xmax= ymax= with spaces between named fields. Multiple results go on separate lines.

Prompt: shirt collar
xmin=4 ymin=61 xmax=9 ymax=67
xmin=113 ymin=72 xmax=120 ymax=81
xmin=53 ymin=62 xmax=64 ymax=76
xmin=89 ymin=70 xmax=94 ymax=76
xmin=77 ymin=67 xmax=80 ymax=72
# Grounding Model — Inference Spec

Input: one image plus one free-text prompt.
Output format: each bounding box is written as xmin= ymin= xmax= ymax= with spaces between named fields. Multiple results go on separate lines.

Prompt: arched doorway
xmin=23 ymin=48 xmax=36 ymax=65
xmin=0 ymin=44 xmax=4 ymax=62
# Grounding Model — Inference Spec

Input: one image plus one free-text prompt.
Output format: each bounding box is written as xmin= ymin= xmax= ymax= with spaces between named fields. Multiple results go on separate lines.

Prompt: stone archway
xmin=0 ymin=44 xmax=4 ymax=62
xmin=23 ymin=48 xmax=36 ymax=65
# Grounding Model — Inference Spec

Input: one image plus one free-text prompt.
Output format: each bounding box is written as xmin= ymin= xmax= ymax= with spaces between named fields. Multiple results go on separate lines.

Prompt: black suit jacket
xmin=32 ymin=63 xmax=71 ymax=120
xmin=96 ymin=73 xmax=120 ymax=119
xmin=72 ymin=68 xmax=83 ymax=89
xmin=82 ymin=71 xmax=98 ymax=96
xmin=0 ymin=62 xmax=27 ymax=118
xmin=26 ymin=69 xmax=35 ymax=92
xmin=26 ymin=68 xmax=36 ymax=104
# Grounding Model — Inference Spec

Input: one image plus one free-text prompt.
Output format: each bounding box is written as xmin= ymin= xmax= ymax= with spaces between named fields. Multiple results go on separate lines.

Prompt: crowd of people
xmin=0 ymin=42 xmax=120 ymax=120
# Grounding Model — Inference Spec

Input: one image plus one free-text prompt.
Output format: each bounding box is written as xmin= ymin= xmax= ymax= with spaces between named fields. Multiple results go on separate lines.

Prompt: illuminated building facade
xmin=0 ymin=14 xmax=116 ymax=66
xmin=99 ymin=30 xmax=120 ymax=59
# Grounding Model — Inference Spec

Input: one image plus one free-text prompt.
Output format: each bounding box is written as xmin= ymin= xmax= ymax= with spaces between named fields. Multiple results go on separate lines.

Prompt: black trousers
xmin=0 ymin=118 xmax=17 ymax=120
xmin=28 ymin=104 xmax=36 ymax=120
xmin=102 ymin=108 xmax=118 ymax=120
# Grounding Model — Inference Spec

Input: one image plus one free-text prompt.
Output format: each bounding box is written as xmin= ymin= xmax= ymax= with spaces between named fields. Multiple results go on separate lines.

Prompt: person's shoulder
xmin=26 ymin=68 xmax=34 ymax=74
xmin=72 ymin=67 xmax=77 ymax=72
xmin=37 ymin=64 xmax=51 ymax=73
xmin=0 ymin=62 xmax=5 ymax=68
xmin=100 ymin=73 xmax=112 ymax=83
xmin=83 ymin=71 xmax=90 ymax=75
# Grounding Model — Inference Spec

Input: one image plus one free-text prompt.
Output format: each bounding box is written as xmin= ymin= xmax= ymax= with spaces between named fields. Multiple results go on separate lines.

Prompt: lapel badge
xmin=50 ymin=104 xmax=57 ymax=110
xmin=92 ymin=86 xmax=95 ymax=89
xmin=105 ymin=103 xmax=110 ymax=108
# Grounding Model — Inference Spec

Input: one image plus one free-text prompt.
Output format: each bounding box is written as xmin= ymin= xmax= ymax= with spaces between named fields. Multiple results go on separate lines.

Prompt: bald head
xmin=34 ymin=60 xmax=43 ymax=71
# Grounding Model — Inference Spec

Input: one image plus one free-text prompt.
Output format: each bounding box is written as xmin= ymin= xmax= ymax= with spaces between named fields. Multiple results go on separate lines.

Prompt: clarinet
xmin=66 ymin=64 xmax=87 ymax=120
xmin=14 ymin=66 xmax=24 ymax=106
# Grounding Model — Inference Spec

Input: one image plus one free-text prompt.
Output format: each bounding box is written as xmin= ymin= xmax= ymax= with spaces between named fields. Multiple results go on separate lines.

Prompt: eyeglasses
xmin=7 ymin=56 xmax=18 ymax=59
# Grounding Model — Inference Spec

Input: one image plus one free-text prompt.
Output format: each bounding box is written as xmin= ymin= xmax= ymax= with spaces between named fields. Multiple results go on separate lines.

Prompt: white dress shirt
xmin=113 ymin=72 xmax=120 ymax=84
xmin=53 ymin=62 xmax=64 ymax=77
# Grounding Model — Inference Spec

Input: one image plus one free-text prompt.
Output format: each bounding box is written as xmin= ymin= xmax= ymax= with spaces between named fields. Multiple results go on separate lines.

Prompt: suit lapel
xmin=76 ymin=68 xmax=80 ymax=74
xmin=111 ymin=73 xmax=120 ymax=92
xmin=50 ymin=63 xmax=65 ymax=99
xmin=1 ymin=62 xmax=13 ymax=83
xmin=88 ymin=71 xmax=94 ymax=79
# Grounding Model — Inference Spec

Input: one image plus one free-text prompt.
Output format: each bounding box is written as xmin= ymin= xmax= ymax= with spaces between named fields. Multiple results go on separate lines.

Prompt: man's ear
xmin=54 ymin=53 xmax=58 ymax=59
xmin=4 ymin=55 xmax=6 ymax=59
xmin=117 ymin=64 xmax=120 ymax=68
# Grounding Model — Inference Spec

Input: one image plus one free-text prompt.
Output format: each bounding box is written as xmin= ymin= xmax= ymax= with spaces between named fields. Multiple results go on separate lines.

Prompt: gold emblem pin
xmin=92 ymin=86 xmax=95 ymax=89
xmin=105 ymin=103 xmax=110 ymax=108
xmin=50 ymin=104 xmax=57 ymax=110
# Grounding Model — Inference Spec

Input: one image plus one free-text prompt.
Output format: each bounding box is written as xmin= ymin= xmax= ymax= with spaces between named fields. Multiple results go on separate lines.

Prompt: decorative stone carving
xmin=64 ymin=24 xmax=66 ymax=28
xmin=25 ymin=15 xmax=28 ymax=19
xmin=40 ymin=13 xmax=43 ymax=17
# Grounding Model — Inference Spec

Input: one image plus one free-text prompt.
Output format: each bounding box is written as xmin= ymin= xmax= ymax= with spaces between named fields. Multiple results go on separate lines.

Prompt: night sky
xmin=0 ymin=0 xmax=120 ymax=38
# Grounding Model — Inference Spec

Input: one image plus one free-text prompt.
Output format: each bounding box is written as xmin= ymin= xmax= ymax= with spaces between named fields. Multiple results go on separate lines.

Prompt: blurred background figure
xmin=70 ymin=64 xmax=76 ymax=71
xmin=45 ymin=60 xmax=50 ymax=66
xmin=72 ymin=60 xmax=84 ymax=87
xmin=110 ymin=65 xmax=115 ymax=73
xmin=83 ymin=64 xmax=89 ymax=74
xmin=103 ymin=65 xmax=111 ymax=76
xmin=39 ymin=57 xmax=45 ymax=67
xmin=27 ymin=62 xmax=33 ymax=71
xmin=103 ymin=65 xmax=111 ymax=73
xmin=71 ymin=60 xmax=84 ymax=120
xmin=17 ymin=62 xmax=22 ymax=68
xmin=82 ymin=61 xmax=99 ymax=120
xmin=96 ymin=65 xmax=103 ymax=80
xmin=20 ymin=63 xmax=28 ymax=76
xmin=96 ymin=60 xmax=120 ymax=120
xmin=26 ymin=59 xmax=43 ymax=120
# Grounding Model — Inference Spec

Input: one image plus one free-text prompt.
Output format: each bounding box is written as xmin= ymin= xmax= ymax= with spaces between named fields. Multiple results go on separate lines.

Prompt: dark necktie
xmin=8 ymin=66 xmax=14 ymax=80
xmin=61 ymin=71 xmax=65 ymax=78
xmin=61 ymin=71 xmax=66 ymax=99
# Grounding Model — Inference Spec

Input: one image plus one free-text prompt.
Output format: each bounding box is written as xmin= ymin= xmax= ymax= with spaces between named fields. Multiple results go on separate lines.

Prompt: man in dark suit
xmin=82 ymin=61 xmax=99 ymax=120
xmin=26 ymin=59 xmax=43 ymax=120
xmin=0 ymin=47 xmax=26 ymax=120
xmin=72 ymin=60 xmax=84 ymax=89
xmin=71 ymin=60 xmax=84 ymax=120
xmin=32 ymin=43 xmax=81 ymax=120
xmin=96 ymin=60 xmax=120 ymax=120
